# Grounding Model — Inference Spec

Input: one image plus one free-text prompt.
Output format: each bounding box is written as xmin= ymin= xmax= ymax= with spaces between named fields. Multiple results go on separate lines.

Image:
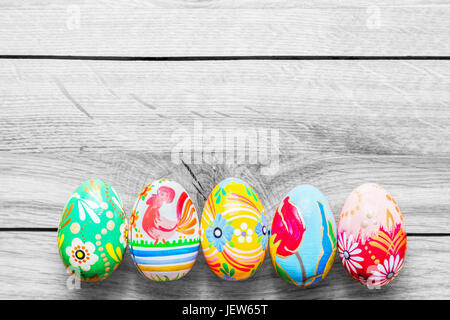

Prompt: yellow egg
xmin=200 ymin=178 xmax=268 ymax=281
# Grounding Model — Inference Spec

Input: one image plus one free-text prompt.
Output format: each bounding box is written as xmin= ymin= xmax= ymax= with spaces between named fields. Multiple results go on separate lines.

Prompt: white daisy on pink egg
xmin=338 ymin=232 xmax=364 ymax=275
xmin=368 ymin=254 xmax=404 ymax=287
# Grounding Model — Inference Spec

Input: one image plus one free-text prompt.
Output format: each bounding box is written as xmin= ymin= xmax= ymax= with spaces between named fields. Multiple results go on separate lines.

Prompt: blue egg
xmin=269 ymin=185 xmax=337 ymax=286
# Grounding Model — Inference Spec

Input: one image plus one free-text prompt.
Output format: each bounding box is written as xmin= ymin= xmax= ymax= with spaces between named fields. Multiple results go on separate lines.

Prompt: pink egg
xmin=337 ymin=183 xmax=407 ymax=288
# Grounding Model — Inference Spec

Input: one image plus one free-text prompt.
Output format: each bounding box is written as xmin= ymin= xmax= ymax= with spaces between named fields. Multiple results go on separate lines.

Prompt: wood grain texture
xmin=1 ymin=59 xmax=449 ymax=154
xmin=0 ymin=232 xmax=447 ymax=299
xmin=1 ymin=152 xmax=450 ymax=234
xmin=1 ymin=1 xmax=450 ymax=56
xmin=1 ymin=60 xmax=449 ymax=232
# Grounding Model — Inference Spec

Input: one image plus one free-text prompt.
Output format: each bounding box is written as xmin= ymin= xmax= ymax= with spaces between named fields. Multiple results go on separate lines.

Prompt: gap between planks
xmin=2 ymin=55 xmax=450 ymax=61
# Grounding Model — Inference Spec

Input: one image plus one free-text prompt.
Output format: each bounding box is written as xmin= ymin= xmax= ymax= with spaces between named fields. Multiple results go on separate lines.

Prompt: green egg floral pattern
xmin=57 ymin=179 xmax=127 ymax=282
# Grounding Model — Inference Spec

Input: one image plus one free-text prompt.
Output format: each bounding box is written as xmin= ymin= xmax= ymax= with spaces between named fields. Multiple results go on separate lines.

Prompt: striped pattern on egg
xmin=128 ymin=179 xmax=200 ymax=281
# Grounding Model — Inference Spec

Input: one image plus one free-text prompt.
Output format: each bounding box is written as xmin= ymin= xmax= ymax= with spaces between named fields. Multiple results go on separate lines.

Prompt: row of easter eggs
xmin=57 ymin=178 xmax=406 ymax=288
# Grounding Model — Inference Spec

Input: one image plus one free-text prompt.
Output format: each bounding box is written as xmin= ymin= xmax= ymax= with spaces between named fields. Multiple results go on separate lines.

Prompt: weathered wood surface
xmin=1 ymin=1 xmax=450 ymax=56
xmin=1 ymin=60 xmax=450 ymax=154
xmin=0 ymin=232 xmax=447 ymax=299
xmin=1 ymin=0 xmax=450 ymax=300
xmin=1 ymin=152 xmax=450 ymax=234
xmin=1 ymin=60 xmax=450 ymax=232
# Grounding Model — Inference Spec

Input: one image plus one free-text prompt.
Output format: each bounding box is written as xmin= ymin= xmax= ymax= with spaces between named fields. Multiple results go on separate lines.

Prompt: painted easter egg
xmin=337 ymin=183 xmax=407 ymax=288
xmin=269 ymin=185 xmax=337 ymax=287
xmin=57 ymin=179 xmax=127 ymax=282
xmin=128 ymin=179 xmax=200 ymax=281
xmin=201 ymin=178 xmax=268 ymax=281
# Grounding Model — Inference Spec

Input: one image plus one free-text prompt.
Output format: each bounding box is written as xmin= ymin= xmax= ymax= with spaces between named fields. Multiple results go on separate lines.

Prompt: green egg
xmin=57 ymin=179 xmax=127 ymax=282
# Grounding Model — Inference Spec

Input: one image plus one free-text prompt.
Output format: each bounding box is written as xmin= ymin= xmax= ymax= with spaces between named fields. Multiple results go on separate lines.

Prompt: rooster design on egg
xmin=128 ymin=179 xmax=200 ymax=282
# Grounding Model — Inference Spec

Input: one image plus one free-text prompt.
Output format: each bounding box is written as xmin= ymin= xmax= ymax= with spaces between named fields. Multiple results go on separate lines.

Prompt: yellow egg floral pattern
xmin=201 ymin=178 xmax=268 ymax=281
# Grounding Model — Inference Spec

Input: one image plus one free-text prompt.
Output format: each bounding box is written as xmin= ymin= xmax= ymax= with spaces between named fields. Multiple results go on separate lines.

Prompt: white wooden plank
xmin=0 ymin=59 xmax=449 ymax=154
xmin=1 ymin=153 xmax=449 ymax=233
xmin=0 ymin=232 xmax=447 ymax=299
xmin=0 ymin=1 xmax=450 ymax=56
xmin=0 ymin=59 xmax=449 ymax=231
xmin=3 ymin=0 xmax=450 ymax=9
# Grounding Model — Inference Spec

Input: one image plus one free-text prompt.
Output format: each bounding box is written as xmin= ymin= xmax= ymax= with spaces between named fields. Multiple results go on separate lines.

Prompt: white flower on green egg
xmin=66 ymin=238 xmax=99 ymax=271
xmin=72 ymin=192 xmax=102 ymax=224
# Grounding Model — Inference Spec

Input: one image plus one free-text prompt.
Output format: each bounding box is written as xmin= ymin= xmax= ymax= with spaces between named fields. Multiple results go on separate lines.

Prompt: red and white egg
xmin=337 ymin=183 xmax=407 ymax=288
